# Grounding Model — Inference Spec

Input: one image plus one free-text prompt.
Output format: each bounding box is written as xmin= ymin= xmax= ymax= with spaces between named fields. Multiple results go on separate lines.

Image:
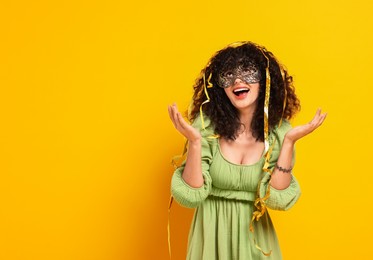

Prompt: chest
xmin=218 ymin=138 xmax=264 ymax=165
xmin=209 ymin=141 xmax=265 ymax=192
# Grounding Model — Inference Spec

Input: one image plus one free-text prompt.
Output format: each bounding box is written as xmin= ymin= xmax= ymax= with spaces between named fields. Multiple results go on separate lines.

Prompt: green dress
xmin=171 ymin=116 xmax=301 ymax=260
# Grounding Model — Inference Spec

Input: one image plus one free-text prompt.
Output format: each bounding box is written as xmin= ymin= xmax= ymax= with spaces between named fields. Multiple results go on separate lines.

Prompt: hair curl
xmin=188 ymin=42 xmax=300 ymax=141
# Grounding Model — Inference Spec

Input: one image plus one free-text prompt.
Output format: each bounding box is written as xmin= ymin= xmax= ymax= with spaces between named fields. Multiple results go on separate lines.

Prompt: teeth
xmin=233 ymin=88 xmax=249 ymax=93
xmin=233 ymin=88 xmax=250 ymax=97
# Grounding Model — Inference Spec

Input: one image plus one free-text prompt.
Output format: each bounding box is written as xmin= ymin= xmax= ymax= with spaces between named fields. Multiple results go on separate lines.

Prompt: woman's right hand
xmin=168 ymin=103 xmax=201 ymax=143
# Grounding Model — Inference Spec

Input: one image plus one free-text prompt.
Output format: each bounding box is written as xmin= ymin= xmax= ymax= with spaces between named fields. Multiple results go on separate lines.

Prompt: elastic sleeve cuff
xmin=267 ymin=175 xmax=301 ymax=210
xmin=171 ymin=168 xmax=211 ymax=208
xmin=260 ymin=173 xmax=301 ymax=211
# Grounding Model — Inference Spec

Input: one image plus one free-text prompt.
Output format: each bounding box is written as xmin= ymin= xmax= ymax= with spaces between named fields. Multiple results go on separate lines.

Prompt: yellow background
xmin=0 ymin=0 xmax=372 ymax=259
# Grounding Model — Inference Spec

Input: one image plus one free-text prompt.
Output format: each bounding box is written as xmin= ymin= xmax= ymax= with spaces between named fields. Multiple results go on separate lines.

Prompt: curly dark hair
xmin=188 ymin=42 xmax=300 ymax=141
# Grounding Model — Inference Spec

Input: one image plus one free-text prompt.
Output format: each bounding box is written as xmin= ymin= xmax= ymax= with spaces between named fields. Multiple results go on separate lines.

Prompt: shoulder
xmin=191 ymin=113 xmax=215 ymax=138
xmin=271 ymin=119 xmax=292 ymax=142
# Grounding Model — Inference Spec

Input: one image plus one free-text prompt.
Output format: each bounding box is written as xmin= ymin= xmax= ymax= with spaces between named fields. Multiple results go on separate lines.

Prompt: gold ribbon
xmin=248 ymin=45 xmax=288 ymax=256
xmin=199 ymin=72 xmax=213 ymax=130
xmin=171 ymin=139 xmax=188 ymax=169
xmin=262 ymin=50 xmax=271 ymax=156
xmin=167 ymin=196 xmax=174 ymax=259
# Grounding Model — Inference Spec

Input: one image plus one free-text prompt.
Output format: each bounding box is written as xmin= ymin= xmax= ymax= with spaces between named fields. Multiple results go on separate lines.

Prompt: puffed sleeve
xmin=259 ymin=120 xmax=301 ymax=211
xmin=170 ymin=116 xmax=214 ymax=208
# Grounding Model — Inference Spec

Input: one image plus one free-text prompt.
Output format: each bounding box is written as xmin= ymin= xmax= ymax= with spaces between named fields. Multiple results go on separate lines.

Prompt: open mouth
xmin=233 ymin=88 xmax=250 ymax=97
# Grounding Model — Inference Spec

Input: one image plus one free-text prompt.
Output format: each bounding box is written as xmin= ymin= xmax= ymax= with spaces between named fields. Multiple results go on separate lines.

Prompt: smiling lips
xmin=232 ymin=87 xmax=250 ymax=99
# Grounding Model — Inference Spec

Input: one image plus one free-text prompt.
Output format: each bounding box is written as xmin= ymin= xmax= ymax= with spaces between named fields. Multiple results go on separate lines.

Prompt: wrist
xmin=189 ymin=138 xmax=201 ymax=147
xmin=275 ymin=163 xmax=293 ymax=173
xmin=283 ymin=135 xmax=296 ymax=146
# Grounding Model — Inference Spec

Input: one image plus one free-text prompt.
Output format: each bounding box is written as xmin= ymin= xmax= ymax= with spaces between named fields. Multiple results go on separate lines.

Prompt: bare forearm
xmin=270 ymin=137 xmax=294 ymax=190
xmin=181 ymin=139 xmax=204 ymax=188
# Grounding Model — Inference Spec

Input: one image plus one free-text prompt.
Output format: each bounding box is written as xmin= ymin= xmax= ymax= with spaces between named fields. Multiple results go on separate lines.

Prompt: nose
xmin=234 ymin=78 xmax=243 ymax=85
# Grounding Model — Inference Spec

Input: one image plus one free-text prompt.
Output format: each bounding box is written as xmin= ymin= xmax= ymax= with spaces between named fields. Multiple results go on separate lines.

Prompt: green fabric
xmin=171 ymin=116 xmax=301 ymax=260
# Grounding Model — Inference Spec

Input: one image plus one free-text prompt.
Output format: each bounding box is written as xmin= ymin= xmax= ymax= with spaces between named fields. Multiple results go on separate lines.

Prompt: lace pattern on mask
xmin=218 ymin=63 xmax=261 ymax=88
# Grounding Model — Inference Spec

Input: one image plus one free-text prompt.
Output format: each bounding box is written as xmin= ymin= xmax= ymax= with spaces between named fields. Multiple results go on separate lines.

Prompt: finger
xmin=313 ymin=111 xmax=323 ymax=126
xmin=168 ymin=105 xmax=174 ymax=121
xmin=310 ymin=112 xmax=327 ymax=131
xmin=311 ymin=108 xmax=322 ymax=122
xmin=172 ymin=103 xmax=179 ymax=117
xmin=314 ymin=109 xmax=326 ymax=125
xmin=168 ymin=105 xmax=177 ymax=126
xmin=316 ymin=112 xmax=327 ymax=127
xmin=176 ymin=112 xmax=186 ymax=130
xmin=176 ymin=112 xmax=190 ymax=130
xmin=309 ymin=108 xmax=324 ymax=129
xmin=172 ymin=104 xmax=183 ymax=130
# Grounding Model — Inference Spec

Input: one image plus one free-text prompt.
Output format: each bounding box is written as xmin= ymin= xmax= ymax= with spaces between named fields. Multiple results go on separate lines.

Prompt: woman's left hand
xmin=285 ymin=108 xmax=327 ymax=144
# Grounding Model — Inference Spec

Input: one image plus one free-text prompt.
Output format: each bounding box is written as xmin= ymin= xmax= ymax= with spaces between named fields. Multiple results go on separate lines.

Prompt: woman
xmin=168 ymin=41 xmax=326 ymax=259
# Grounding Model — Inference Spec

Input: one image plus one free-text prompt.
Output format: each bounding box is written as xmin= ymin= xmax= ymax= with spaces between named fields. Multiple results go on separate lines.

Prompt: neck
xmin=237 ymin=106 xmax=256 ymax=136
